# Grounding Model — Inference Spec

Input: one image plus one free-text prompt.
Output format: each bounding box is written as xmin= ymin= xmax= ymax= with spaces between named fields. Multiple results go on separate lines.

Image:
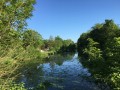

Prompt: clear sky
xmin=27 ymin=0 xmax=120 ymax=42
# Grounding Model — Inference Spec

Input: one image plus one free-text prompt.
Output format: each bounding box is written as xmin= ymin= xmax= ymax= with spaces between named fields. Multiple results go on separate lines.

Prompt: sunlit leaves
xmin=83 ymin=38 xmax=103 ymax=61
xmin=0 ymin=0 xmax=36 ymax=47
xmin=77 ymin=19 xmax=120 ymax=89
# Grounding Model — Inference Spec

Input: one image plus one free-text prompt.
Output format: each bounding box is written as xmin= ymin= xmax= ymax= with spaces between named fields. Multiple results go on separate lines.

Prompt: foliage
xmin=42 ymin=36 xmax=76 ymax=53
xmin=0 ymin=42 xmax=50 ymax=90
xmin=0 ymin=0 xmax=36 ymax=48
xmin=59 ymin=39 xmax=76 ymax=52
xmin=22 ymin=29 xmax=43 ymax=48
xmin=0 ymin=82 xmax=26 ymax=90
xmin=0 ymin=0 xmax=42 ymax=89
xmin=77 ymin=33 xmax=90 ymax=56
xmin=83 ymin=38 xmax=103 ymax=61
xmin=77 ymin=19 xmax=120 ymax=89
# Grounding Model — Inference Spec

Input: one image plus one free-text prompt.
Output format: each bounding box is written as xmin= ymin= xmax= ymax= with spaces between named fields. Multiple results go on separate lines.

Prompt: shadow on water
xmin=14 ymin=59 xmax=44 ymax=89
xmin=17 ymin=53 xmax=109 ymax=90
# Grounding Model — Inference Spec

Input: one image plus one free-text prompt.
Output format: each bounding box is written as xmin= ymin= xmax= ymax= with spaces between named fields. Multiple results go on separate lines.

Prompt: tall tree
xmin=77 ymin=19 xmax=120 ymax=89
xmin=0 ymin=0 xmax=36 ymax=47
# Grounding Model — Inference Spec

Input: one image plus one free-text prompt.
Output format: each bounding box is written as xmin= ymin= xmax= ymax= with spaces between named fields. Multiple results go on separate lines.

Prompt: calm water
xmin=19 ymin=53 xmax=107 ymax=90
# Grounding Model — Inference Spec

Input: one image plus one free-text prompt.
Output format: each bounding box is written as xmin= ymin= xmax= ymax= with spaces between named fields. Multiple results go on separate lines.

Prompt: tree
xmin=63 ymin=39 xmax=73 ymax=46
xmin=77 ymin=19 xmax=120 ymax=89
xmin=77 ymin=33 xmax=90 ymax=56
xmin=83 ymin=38 xmax=103 ymax=61
xmin=54 ymin=36 xmax=63 ymax=51
xmin=0 ymin=0 xmax=36 ymax=31
xmin=60 ymin=39 xmax=75 ymax=52
xmin=23 ymin=30 xmax=43 ymax=48
xmin=89 ymin=20 xmax=119 ymax=50
xmin=0 ymin=0 xmax=36 ymax=48
xmin=45 ymin=36 xmax=63 ymax=52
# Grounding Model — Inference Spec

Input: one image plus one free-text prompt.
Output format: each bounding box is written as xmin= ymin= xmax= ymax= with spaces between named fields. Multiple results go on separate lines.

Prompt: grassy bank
xmin=0 ymin=45 xmax=49 ymax=90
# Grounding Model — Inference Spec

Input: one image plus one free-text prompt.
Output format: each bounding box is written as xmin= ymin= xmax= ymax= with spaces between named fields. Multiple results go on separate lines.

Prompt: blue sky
xmin=27 ymin=0 xmax=120 ymax=42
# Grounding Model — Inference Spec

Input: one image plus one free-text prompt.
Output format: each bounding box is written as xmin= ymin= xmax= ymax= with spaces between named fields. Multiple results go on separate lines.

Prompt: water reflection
xmin=20 ymin=53 xmax=102 ymax=90
xmin=19 ymin=61 xmax=44 ymax=89
xmin=44 ymin=53 xmax=75 ymax=66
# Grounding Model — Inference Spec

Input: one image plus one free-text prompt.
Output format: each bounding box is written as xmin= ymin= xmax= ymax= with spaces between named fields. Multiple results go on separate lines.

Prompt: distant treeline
xmin=1 ymin=27 xmax=76 ymax=53
xmin=77 ymin=20 xmax=120 ymax=89
xmin=42 ymin=36 xmax=76 ymax=53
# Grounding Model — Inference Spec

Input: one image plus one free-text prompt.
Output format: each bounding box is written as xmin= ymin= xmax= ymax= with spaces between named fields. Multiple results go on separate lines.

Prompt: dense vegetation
xmin=77 ymin=20 xmax=120 ymax=89
xmin=1 ymin=0 xmax=119 ymax=90
xmin=0 ymin=0 xmax=76 ymax=89
xmin=42 ymin=36 xmax=76 ymax=53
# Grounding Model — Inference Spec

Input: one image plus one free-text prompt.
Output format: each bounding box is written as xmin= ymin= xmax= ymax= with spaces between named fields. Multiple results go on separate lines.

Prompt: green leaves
xmin=42 ymin=36 xmax=76 ymax=53
xmin=77 ymin=19 xmax=120 ymax=89
xmin=0 ymin=0 xmax=36 ymax=48
xmin=22 ymin=29 xmax=43 ymax=48
xmin=83 ymin=38 xmax=103 ymax=61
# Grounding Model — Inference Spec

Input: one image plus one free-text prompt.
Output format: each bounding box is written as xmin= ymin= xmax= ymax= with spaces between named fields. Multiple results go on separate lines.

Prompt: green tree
xmin=60 ymin=39 xmax=75 ymax=52
xmin=77 ymin=19 xmax=120 ymax=89
xmin=0 ymin=0 xmax=36 ymax=48
xmin=77 ymin=33 xmax=90 ymax=56
xmin=83 ymin=38 xmax=103 ymax=61
xmin=89 ymin=20 xmax=119 ymax=50
xmin=47 ymin=36 xmax=55 ymax=51
xmin=54 ymin=36 xmax=63 ymax=51
xmin=63 ymin=39 xmax=74 ymax=46
xmin=23 ymin=30 xmax=43 ymax=48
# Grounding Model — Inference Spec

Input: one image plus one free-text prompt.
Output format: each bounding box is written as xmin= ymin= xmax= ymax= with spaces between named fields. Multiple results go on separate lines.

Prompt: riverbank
xmin=0 ymin=46 xmax=50 ymax=89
